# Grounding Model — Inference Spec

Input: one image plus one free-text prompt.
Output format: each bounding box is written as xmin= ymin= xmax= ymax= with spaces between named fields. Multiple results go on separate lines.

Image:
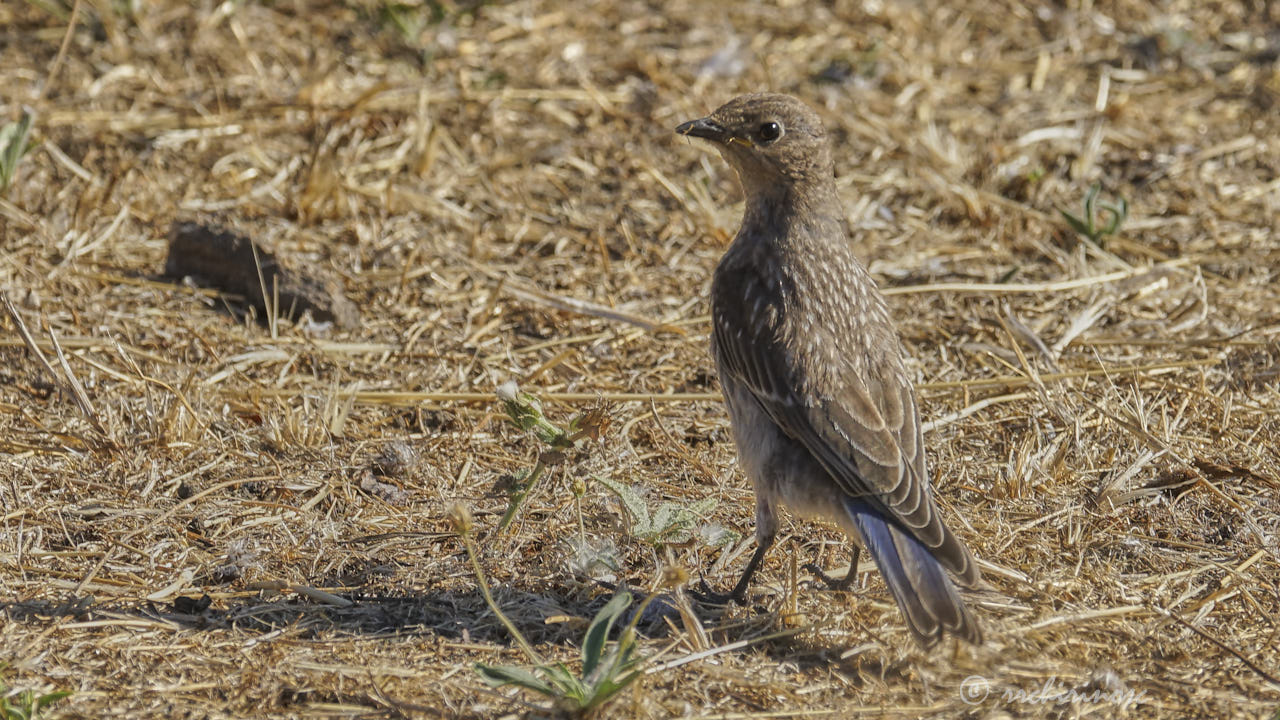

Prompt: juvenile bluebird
xmin=676 ymin=93 xmax=982 ymax=647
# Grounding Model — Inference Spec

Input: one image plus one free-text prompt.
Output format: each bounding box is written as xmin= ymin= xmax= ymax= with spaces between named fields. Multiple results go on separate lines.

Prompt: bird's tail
xmin=846 ymin=498 xmax=983 ymax=648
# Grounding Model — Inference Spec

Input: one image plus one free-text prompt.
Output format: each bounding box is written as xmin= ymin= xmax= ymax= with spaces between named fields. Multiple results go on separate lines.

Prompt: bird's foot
xmin=689 ymin=578 xmax=747 ymax=606
xmin=802 ymin=562 xmax=856 ymax=592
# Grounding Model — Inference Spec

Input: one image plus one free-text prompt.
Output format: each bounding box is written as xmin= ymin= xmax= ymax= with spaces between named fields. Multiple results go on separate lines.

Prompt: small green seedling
xmin=1059 ymin=183 xmax=1128 ymax=247
xmin=495 ymin=383 xmax=610 ymax=531
xmin=448 ymin=503 xmax=650 ymax=718
xmin=0 ymin=665 xmax=70 ymax=720
xmin=380 ymin=2 xmax=430 ymax=43
xmin=0 ymin=690 xmax=70 ymax=720
xmin=475 ymin=592 xmax=646 ymax=718
xmin=0 ymin=110 xmax=36 ymax=195
xmin=596 ymin=476 xmax=736 ymax=550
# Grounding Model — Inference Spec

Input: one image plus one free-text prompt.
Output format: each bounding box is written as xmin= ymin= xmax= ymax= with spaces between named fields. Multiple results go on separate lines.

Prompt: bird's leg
xmin=692 ymin=534 xmax=774 ymax=606
xmin=803 ymin=545 xmax=860 ymax=592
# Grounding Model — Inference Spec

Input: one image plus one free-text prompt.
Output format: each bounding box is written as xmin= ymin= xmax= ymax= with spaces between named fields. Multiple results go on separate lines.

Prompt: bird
xmin=675 ymin=93 xmax=983 ymax=648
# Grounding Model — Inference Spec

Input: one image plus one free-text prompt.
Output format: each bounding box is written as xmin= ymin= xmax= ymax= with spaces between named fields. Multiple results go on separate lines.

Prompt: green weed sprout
xmin=495 ymin=382 xmax=609 ymax=532
xmin=1059 ymin=183 xmax=1128 ymax=247
xmin=0 ymin=665 xmax=71 ymax=720
xmin=474 ymin=591 xmax=646 ymax=717
xmin=0 ymin=110 xmax=36 ymax=195
xmin=596 ymin=476 xmax=737 ymax=550
xmin=449 ymin=503 xmax=660 ymax=717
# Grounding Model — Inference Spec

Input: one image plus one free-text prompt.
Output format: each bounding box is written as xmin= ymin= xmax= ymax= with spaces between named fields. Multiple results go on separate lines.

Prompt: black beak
xmin=675 ymin=117 xmax=727 ymax=142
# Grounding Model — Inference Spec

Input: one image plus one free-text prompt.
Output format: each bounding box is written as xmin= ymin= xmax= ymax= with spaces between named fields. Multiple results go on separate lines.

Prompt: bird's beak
xmin=675 ymin=117 xmax=728 ymax=143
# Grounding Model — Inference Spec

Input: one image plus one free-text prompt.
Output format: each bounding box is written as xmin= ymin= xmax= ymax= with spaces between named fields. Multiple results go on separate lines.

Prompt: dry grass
xmin=3 ymin=0 xmax=1280 ymax=717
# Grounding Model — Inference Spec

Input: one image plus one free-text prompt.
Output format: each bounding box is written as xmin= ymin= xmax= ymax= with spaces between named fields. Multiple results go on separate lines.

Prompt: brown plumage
xmin=676 ymin=93 xmax=982 ymax=648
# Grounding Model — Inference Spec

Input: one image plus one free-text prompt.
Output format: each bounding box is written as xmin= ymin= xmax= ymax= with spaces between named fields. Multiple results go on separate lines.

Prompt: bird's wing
xmin=712 ymin=264 xmax=978 ymax=585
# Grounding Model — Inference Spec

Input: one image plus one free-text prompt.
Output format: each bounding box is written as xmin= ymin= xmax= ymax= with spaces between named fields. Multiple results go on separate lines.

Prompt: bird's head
xmin=676 ymin=93 xmax=834 ymax=199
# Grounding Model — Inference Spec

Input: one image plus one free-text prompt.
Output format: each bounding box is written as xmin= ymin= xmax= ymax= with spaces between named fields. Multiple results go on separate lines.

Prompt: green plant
xmin=0 ymin=667 xmax=70 ymax=720
xmin=1059 ymin=183 xmax=1128 ymax=247
xmin=366 ymin=1 xmax=494 ymax=56
xmin=996 ymin=265 xmax=1021 ymax=283
xmin=596 ymin=476 xmax=737 ymax=550
xmin=474 ymin=591 xmax=647 ymax=717
xmin=447 ymin=503 xmax=653 ymax=717
xmin=380 ymin=2 xmax=431 ymax=42
xmin=0 ymin=110 xmax=36 ymax=195
xmin=495 ymin=383 xmax=609 ymax=532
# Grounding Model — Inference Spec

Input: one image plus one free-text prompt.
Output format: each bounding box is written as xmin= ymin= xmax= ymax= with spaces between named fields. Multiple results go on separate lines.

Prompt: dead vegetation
xmin=2 ymin=0 xmax=1279 ymax=717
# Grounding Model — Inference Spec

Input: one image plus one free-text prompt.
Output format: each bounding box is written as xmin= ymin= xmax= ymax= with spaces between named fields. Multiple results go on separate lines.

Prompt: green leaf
xmin=474 ymin=663 xmax=555 ymax=696
xmin=686 ymin=497 xmax=717 ymax=519
xmin=0 ymin=110 xmax=36 ymax=193
xmin=540 ymin=663 xmax=587 ymax=700
xmin=652 ymin=497 xmax=717 ymax=544
xmin=596 ymin=476 xmax=651 ymax=534
xmin=587 ymin=667 xmax=644 ymax=706
xmin=1098 ymin=198 xmax=1128 ymax=234
xmin=599 ymin=478 xmax=722 ymax=547
xmin=497 ymin=385 xmax=566 ymax=447
xmin=1059 ymin=183 xmax=1128 ymax=247
xmin=581 ymin=593 xmax=632 ymax=678
xmin=1059 ymin=208 xmax=1092 ymax=238
xmin=1082 ymin=183 xmax=1099 ymax=228
xmin=33 ymin=691 xmax=72 ymax=713
xmin=648 ymin=504 xmax=677 ymax=538
xmin=996 ymin=265 xmax=1021 ymax=284
xmin=583 ymin=639 xmax=644 ymax=708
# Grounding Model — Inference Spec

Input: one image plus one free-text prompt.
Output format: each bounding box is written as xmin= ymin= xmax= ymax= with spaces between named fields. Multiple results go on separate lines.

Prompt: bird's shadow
xmin=755 ymin=630 xmax=914 ymax=685
xmin=1 ymin=581 xmax=930 ymax=718
xmin=0 ymin=585 xmax=607 ymax=649
xmin=1 ymin=583 xmax=878 ymax=656
xmin=2 ymin=561 xmax=913 ymax=681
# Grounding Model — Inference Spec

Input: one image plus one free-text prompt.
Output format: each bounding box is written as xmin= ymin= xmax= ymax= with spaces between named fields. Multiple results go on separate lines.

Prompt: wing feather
xmin=712 ymin=258 xmax=978 ymax=586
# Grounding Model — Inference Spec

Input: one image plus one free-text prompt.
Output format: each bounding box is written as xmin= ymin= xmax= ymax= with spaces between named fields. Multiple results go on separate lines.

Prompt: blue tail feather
xmin=844 ymin=497 xmax=980 ymax=647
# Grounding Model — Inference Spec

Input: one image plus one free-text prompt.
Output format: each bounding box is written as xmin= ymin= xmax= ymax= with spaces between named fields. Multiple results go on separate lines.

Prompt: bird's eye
xmin=758 ymin=121 xmax=782 ymax=142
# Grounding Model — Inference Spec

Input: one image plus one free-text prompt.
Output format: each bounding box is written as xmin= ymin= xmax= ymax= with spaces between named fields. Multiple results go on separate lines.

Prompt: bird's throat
xmin=740 ymin=179 xmax=843 ymax=246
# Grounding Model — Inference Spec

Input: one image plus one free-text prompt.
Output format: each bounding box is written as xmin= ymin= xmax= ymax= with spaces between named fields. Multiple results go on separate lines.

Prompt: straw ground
xmin=2 ymin=0 xmax=1279 ymax=717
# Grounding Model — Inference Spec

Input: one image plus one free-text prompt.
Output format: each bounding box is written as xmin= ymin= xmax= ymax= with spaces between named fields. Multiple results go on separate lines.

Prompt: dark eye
xmin=758 ymin=121 xmax=782 ymax=142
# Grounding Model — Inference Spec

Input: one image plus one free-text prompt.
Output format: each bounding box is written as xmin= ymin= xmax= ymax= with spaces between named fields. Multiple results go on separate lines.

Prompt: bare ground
xmin=2 ymin=0 xmax=1280 ymax=718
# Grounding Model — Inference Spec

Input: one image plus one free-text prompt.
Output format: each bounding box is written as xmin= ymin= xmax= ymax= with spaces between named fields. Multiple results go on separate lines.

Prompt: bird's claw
xmin=802 ymin=562 xmax=855 ymax=592
xmin=689 ymin=578 xmax=746 ymax=606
